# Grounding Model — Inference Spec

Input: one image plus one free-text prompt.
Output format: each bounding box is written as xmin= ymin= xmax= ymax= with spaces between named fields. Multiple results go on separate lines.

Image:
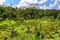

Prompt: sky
xmin=0 ymin=0 xmax=60 ymax=9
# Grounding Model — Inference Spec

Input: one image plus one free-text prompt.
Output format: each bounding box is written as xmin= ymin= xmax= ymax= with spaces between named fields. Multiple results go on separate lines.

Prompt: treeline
xmin=0 ymin=6 xmax=60 ymax=21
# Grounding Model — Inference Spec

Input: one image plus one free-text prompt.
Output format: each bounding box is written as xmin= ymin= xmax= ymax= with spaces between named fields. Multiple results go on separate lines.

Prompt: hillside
xmin=0 ymin=6 xmax=60 ymax=40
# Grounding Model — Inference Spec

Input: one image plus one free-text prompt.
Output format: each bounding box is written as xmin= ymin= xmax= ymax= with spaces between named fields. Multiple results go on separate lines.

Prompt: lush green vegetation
xmin=0 ymin=6 xmax=60 ymax=40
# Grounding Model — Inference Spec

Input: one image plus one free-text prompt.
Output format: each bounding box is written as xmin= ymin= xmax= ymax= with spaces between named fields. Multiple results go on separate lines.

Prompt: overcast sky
xmin=0 ymin=0 xmax=60 ymax=9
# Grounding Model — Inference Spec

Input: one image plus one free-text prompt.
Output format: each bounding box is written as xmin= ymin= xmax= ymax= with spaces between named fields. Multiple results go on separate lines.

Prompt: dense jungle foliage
xmin=0 ymin=6 xmax=60 ymax=40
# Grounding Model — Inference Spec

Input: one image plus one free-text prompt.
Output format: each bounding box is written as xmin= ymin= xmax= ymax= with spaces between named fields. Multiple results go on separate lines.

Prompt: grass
xmin=0 ymin=19 xmax=16 ymax=26
xmin=0 ymin=18 xmax=60 ymax=40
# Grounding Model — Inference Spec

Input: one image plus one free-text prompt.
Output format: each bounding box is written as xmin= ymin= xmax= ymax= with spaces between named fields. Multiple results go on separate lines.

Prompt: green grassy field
xmin=0 ymin=18 xmax=60 ymax=40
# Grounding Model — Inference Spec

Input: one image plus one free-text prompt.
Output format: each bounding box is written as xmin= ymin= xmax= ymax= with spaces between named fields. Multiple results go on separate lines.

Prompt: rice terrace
xmin=0 ymin=0 xmax=60 ymax=40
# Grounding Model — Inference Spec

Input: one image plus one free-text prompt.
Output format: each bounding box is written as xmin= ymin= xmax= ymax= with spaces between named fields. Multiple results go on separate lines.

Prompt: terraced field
xmin=0 ymin=19 xmax=60 ymax=40
xmin=0 ymin=5 xmax=60 ymax=40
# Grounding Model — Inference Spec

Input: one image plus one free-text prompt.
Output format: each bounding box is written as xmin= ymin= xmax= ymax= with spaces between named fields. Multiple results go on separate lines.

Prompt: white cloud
xmin=51 ymin=0 xmax=60 ymax=7
xmin=48 ymin=0 xmax=60 ymax=9
xmin=42 ymin=0 xmax=60 ymax=9
xmin=58 ymin=5 xmax=60 ymax=9
xmin=49 ymin=4 xmax=53 ymax=7
xmin=39 ymin=5 xmax=51 ymax=9
xmin=38 ymin=0 xmax=47 ymax=4
xmin=49 ymin=4 xmax=54 ymax=9
xmin=17 ymin=0 xmax=38 ymax=7
xmin=17 ymin=0 xmax=60 ymax=9
xmin=48 ymin=0 xmax=58 ymax=8
xmin=17 ymin=0 xmax=47 ymax=7
xmin=58 ymin=0 xmax=60 ymax=1
xmin=0 ymin=0 xmax=5 ymax=4
xmin=53 ymin=0 xmax=58 ymax=6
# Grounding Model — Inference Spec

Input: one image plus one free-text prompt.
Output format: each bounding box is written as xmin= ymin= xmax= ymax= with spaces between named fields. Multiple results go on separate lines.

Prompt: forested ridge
xmin=0 ymin=6 xmax=60 ymax=20
xmin=0 ymin=6 xmax=60 ymax=40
